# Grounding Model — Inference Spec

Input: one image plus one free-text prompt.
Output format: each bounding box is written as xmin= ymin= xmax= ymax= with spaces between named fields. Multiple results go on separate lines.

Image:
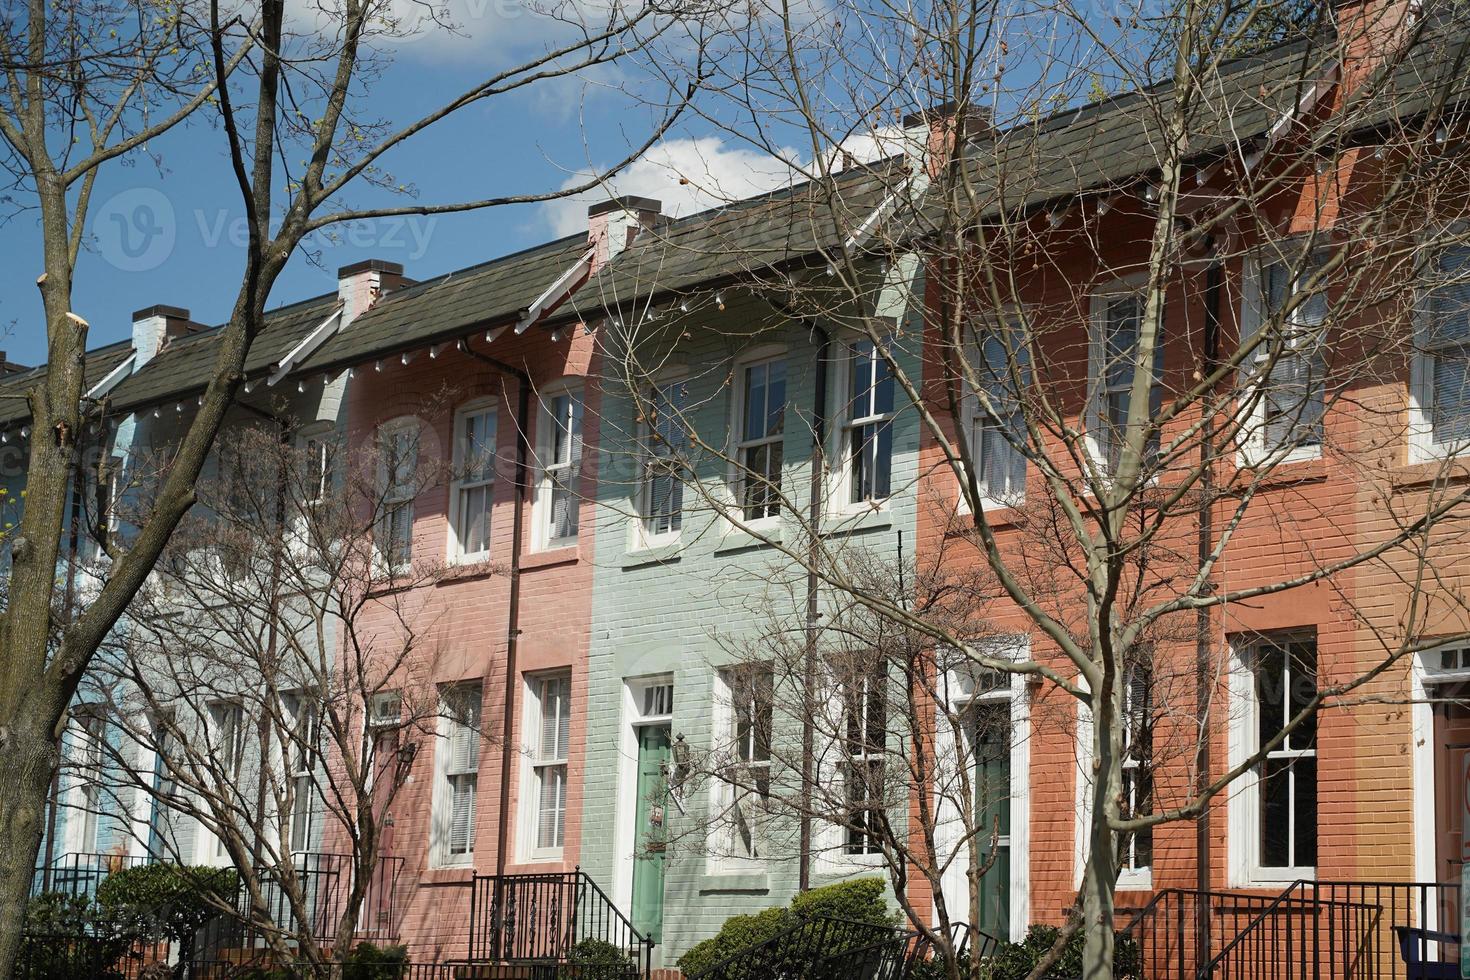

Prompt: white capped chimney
xmin=588 ymin=196 xmax=661 ymax=272
xmin=131 ymin=305 xmax=199 ymax=367
xmin=337 ymin=259 xmax=408 ymax=326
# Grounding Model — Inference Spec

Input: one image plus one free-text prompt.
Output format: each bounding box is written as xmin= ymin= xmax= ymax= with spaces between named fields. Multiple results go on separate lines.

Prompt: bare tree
xmin=587 ymin=0 xmax=1470 ymax=975
xmin=83 ymin=418 xmax=496 ymax=970
xmin=0 ymin=0 xmax=710 ymax=969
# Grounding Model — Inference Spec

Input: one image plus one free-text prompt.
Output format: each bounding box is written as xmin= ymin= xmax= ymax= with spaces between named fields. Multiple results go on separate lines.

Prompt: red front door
xmin=1433 ymin=683 xmax=1470 ymax=885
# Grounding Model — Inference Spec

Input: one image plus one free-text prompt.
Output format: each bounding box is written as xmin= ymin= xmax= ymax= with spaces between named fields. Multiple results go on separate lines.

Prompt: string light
xmin=18 ymin=426 xmax=28 ymax=439
xmin=429 ymin=344 xmax=442 ymax=359
xmin=400 ymin=351 xmax=413 ymax=366
xmin=374 ymin=360 xmax=384 ymax=373
xmin=715 ymin=293 xmax=725 ymax=311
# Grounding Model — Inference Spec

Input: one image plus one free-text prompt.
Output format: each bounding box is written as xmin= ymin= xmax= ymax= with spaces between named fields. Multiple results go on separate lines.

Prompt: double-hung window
xmin=840 ymin=660 xmax=887 ymax=856
xmin=436 ymin=685 xmax=481 ymax=865
xmin=71 ymin=710 xmax=105 ymax=853
xmin=1245 ymin=249 xmax=1328 ymax=458
xmin=642 ymin=380 xmax=688 ymax=538
xmin=529 ymin=674 xmax=571 ymax=855
xmin=1119 ymin=666 xmax=1153 ymax=879
xmin=843 ymin=340 xmax=895 ymax=504
xmin=968 ymin=326 xmax=1028 ymax=506
xmin=1247 ymin=635 xmax=1317 ymax=877
xmin=297 ymin=431 xmax=331 ymax=507
xmin=538 ymin=391 xmax=582 ymax=548
xmin=718 ymin=666 xmax=773 ymax=863
xmin=284 ymin=694 xmax=319 ymax=853
xmin=451 ymin=405 xmax=497 ymax=560
xmin=1093 ymin=289 xmax=1164 ymax=475
xmin=377 ymin=420 xmax=419 ymax=572
xmin=736 ymin=357 xmax=786 ymax=521
xmin=1417 ymin=243 xmax=1470 ymax=451
xmin=365 ymin=692 xmax=401 ymax=799
xmin=209 ymin=701 xmax=245 ymax=859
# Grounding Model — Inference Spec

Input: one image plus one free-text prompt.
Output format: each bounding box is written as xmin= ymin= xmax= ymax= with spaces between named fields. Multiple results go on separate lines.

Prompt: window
xmin=145 ymin=710 xmax=178 ymax=859
xmin=284 ymin=694 xmax=319 ymax=853
xmin=435 ymin=685 xmax=481 ymax=865
xmin=967 ymin=326 xmax=1028 ymax=506
xmin=736 ymin=357 xmax=786 ymax=520
xmin=1092 ymin=289 xmax=1164 ymax=475
xmin=1244 ymin=249 xmax=1328 ymax=458
xmin=842 ymin=341 xmax=895 ymax=504
xmin=365 ymin=692 xmax=401 ymax=799
xmin=642 ymin=380 xmax=688 ymax=538
xmin=1416 ymin=243 xmax=1470 ymax=451
xmin=1252 ymin=637 xmax=1317 ymax=872
xmin=642 ymin=682 xmax=674 ymax=719
xmin=537 ymin=391 xmax=582 ymax=548
xmin=376 ymin=420 xmax=419 ymax=571
xmin=297 ymin=431 xmax=331 ymax=506
xmin=528 ymin=674 xmax=571 ymax=856
xmin=1119 ymin=666 xmax=1153 ymax=878
xmin=716 ymin=666 xmax=773 ymax=863
xmin=209 ymin=701 xmax=245 ymax=859
xmin=840 ymin=660 xmax=887 ymax=855
xmin=451 ymin=405 xmax=497 ymax=560
xmin=70 ymin=710 xmax=105 ymax=853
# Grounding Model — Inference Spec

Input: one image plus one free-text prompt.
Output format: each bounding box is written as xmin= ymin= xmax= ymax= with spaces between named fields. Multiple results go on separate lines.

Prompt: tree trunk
xmin=0 ymin=710 xmax=64 ymax=977
xmin=1081 ymin=701 xmax=1120 ymax=979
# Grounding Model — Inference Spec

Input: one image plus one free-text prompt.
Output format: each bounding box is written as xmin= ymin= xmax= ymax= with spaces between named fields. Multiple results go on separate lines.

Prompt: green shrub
xmin=18 ymin=892 xmax=133 ymax=980
xmin=674 ymin=878 xmax=893 ymax=980
xmin=560 ymin=937 xmax=635 ymax=980
xmin=341 ymin=941 xmax=409 ymax=980
xmin=986 ymin=925 xmax=1140 ymax=980
xmin=96 ymin=863 xmax=238 ymax=945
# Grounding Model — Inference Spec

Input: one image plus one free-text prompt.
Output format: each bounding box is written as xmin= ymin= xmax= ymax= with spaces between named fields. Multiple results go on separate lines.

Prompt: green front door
xmin=631 ymin=724 xmax=672 ymax=944
xmin=972 ymin=701 xmax=1011 ymax=939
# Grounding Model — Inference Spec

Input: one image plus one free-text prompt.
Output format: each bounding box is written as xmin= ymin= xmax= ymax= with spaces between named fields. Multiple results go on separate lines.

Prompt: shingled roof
xmin=105 ymin=293 xmax=342 ymax=414
xmin=296 ymin=234 xmax=593 ymax=376
xmin=0 ymin=341 xmax=135 ymax=430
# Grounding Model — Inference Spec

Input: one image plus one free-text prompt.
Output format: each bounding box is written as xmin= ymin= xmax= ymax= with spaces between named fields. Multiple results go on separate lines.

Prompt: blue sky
xmin=0 ymin=6 xmax=807 ymax=367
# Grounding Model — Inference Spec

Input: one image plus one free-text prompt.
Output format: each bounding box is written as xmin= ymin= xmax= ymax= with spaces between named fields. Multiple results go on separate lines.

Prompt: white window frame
xmin=296 ymin=425 xmax=332 ymax=507
xmin=375 ymin=417 xmax=420 ymax=574
xmin=637 ymin=375 xmax=689 ymax=547
xmin=834 ymin=338 xmax=897 ymax=509
xmin=1410 ymin=230 xmax=1470 ymax=462
xmin=364 ymin=691 xmax=401 ymax=800
xmin=448 ymin=400 xmax=498 ymax=563
xmin=432 ymin=684 xmax=482 ymax=867
xmin=730 ymin=348 xmax=788 ymax=528
xmin=535 ymin=386 xmax=583 ymax=551
xmin=207 ymin=700 xmax=246 ymax=863
xmin=963 ymin=316 xmax=1029 ymax=509
xmin=837 ymin=659 xmax=887 ymax=860
xmin=283 ymin=692 xmax=320 ymax=854
xmin=1087 ymin=276 xmax=1163 ymax=478
xmin=64 ymin=708 xmax=106 ymax=855
xmin=1227 ymin=634 xmax=1318 ymax=886
xmin=708 ymin=666 xmax=773 ymax=871
xmin=1239 ymin=245 xmax=1330 ymax=466
xmin=520 ymin=672 xmax=572 ymax=861
xmin=1074 ymin=668 xmax=1154 ymax=890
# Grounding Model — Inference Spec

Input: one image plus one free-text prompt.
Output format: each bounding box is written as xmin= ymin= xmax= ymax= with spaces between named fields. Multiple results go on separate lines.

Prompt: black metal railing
xmin=468 ymin=868 xmax=652 ymax=978
xmin=1121 ymin=880 xmax=1464 ymax=979
xmin=29 ymin=851 xmax=152 ymax=901
xmin=686 ymin=914 xmax=926 ymax=980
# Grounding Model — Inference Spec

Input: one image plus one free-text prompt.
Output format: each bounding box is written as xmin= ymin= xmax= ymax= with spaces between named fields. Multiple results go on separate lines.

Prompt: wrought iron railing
xmin=29 ymin=851 xmax=152 ymax=901
xmin=469 ymin=868 xmax=652 ymax=978
xmin=1120 ymin=880 xmax=1463 ymax=979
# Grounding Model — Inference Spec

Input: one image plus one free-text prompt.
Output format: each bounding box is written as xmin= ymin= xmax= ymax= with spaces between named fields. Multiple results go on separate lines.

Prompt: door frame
xmin=1412 ymin=648 xmax=1470 ymax=931
xmin=614 ymin=674 xmax=675 ymax=927
xmin=934 ymin=642 xmax=1031 ymax=943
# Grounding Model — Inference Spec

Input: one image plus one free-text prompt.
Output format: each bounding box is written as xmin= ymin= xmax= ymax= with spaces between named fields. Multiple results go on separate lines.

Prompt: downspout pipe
xmin=799 ymin=322 xmax=831 ymax=893
xmin=462 ymin=342 xmax=532 ymax=882
xmin=1196 ymin=254 xmax=1223 ymax=962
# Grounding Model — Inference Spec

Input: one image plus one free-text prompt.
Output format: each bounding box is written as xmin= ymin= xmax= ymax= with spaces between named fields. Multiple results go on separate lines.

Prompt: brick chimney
xmin=1338 ymin=0 xmax=1420 ymax=94
xmin=132 ymin=305 xmax=201 ymax=367
xmin=901 ymin=102 xmax=994 ymax=180
xmin=0 ymin=351 xmax=28 ymax=376
xmin=588 ymin=196 xmax=661 ymax=272
xmin=337 ymin=259 xmax=408 ymax=326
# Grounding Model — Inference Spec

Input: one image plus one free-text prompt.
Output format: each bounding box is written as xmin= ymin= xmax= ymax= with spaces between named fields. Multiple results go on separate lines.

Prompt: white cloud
xmin=283 ymin=0 xmax=609 ymax=61
xmin=540 ymin=127 xmax=905 ymax=237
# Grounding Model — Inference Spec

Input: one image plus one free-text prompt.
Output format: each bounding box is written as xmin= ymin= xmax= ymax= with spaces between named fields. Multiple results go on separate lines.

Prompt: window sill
xmin=437 ymin=559 xmax=498 ymax=584
xmin=622 ymin=540 xmax=684 ymax=569
xmin=1393 ymin=454 xmax=1470 ymax=489
xmin=699 ymin=871 xmax=770 ymax=894
xmin=422 ymin=866 xmax=475 ymax=884
xmin=520 ymin=546 xmax=580 ymax=571
xmin=1116 ymin=871 xmax=1154 ymax=891
xmin=820 ymin=507 xmax=893 ymax=537
xmin=715 ymin=521 xmax=782 ymax=553
xmin=948 ymin=497 xmax=1025 ymax=534
xmin=1237 ymin=455 xmax=1326 ymax=489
